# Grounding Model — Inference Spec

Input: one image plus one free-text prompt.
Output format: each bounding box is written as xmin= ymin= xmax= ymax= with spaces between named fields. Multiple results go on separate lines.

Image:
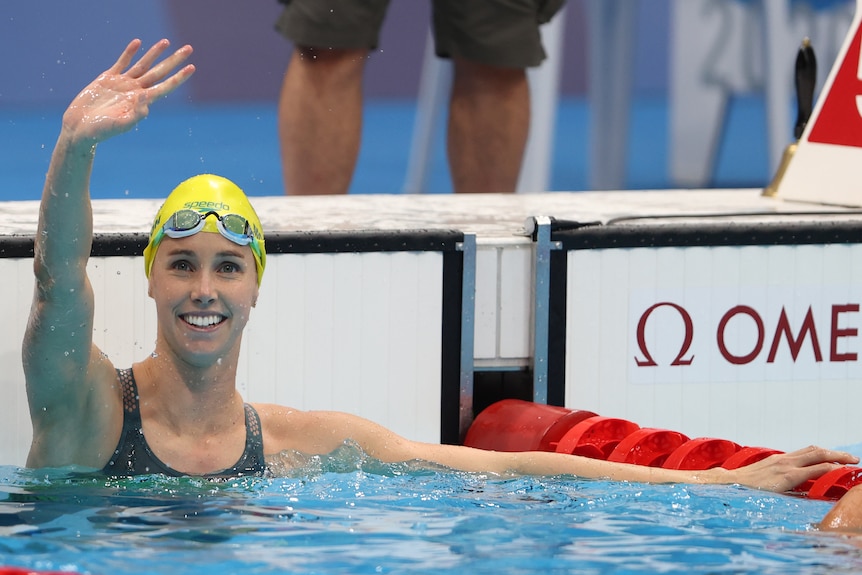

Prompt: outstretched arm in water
xmin=23 ymin=39 xmax=195 ymax=469
xmin=260 ymin=406 xmax=859 ymax=493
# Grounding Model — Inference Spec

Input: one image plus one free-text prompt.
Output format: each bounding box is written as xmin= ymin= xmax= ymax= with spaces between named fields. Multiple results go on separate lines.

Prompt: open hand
xmin=61 ymin=39 xmax=195 ymax=147
xmin=728 ymin=445 xmax=859 ymax=492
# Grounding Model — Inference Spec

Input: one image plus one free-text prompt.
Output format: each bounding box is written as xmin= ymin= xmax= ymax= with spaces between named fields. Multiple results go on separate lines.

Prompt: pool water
xmin=1 ymin=445 xmax=861 ymax=575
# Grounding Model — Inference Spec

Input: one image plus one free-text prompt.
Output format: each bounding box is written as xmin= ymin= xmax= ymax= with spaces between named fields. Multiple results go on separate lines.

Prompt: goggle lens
xmin=219 ymin=213 xmax=251 ymax=238
xmin=161 ymin=210 xmax=253 ymax=247
xmin=170 ymin=210 xmax=207 ymax=232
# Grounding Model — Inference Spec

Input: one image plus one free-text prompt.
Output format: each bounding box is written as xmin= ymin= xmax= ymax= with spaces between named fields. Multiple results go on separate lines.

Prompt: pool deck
xmin=6 ymin=188 xmax=862 ymax=240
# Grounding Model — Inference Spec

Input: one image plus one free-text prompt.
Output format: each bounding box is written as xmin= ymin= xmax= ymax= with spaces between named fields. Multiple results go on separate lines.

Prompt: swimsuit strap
xmin=117 ymin=367 xmax=142 ymax=422
xmin=104 ymin=368 xmax=266 ymax=478
xmin=240 ymin=403 xmax=266 ymax=475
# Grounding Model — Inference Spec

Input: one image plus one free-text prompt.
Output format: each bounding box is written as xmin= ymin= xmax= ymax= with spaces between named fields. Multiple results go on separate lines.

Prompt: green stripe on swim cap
xmin=143 ymin=174 xmax=266 ymax=285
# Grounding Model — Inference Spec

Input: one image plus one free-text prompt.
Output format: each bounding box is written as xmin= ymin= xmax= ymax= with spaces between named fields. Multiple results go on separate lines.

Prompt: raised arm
xmin=24 ymin=39 xmax=194 ymax=468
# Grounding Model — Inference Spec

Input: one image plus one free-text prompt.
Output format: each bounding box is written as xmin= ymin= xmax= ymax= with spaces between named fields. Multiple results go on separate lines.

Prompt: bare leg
xmin=447 ymin=58 xmax=530 ymax=194
xmin=278 ymin=47 xmax=367 ymax=195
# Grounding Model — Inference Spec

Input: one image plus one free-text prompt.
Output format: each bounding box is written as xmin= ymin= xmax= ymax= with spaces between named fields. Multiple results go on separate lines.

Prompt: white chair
xmin=585 ymin=0 xmax=636 ymax=191
xmin=670 ymin=0 xmax=854 ymax=188
xmin=404 ymin=1 xmax=854 ymax=193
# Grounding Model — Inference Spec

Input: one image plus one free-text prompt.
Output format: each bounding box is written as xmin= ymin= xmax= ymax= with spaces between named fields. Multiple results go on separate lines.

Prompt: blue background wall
xmin=0 ymin=0 xmax=844 ymax=198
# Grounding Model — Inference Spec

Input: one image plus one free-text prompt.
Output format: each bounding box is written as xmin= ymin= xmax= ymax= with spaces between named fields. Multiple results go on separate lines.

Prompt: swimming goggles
xmin=159 ymin=209 xmax=256 ymax=246
xmin=147 ymin=208 xmax=265 ymax=283
xmin=153 ymin=210 xmax=264 ymax=266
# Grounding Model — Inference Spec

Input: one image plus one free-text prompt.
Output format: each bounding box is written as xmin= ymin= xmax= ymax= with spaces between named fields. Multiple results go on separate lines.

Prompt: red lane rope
xmin=465 ymin=399 xmax=860 ymax=500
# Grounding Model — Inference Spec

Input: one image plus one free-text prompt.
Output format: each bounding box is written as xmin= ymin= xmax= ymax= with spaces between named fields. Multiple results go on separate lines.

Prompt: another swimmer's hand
xmin=708 ymin=446 xmax=859 ymax=493
xmin=61 ymin=39 xmax=195 ymax=149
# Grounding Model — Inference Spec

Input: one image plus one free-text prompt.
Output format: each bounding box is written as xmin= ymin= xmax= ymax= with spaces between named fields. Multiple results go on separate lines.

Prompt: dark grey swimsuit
xmin=102 ymin=368 xmax=266 ymax=478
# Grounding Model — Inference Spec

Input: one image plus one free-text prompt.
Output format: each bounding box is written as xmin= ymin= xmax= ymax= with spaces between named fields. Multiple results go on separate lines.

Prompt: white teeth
xmin=183 ymin=315 xmax=223 ymax=327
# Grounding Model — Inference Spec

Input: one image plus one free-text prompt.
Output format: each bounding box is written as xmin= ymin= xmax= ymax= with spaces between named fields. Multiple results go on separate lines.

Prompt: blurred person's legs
xmin=434 ymin=0 xmax=565 ymax=193
xmin=275 ymin=0 xmax=389 ymax=195
xmin=278 ymin=48 xmax=366 ymax=196
xmin=275 ymin=0 xmax=566 ymax=194
xmin=447 ymin=60 xmax=529 ymax=194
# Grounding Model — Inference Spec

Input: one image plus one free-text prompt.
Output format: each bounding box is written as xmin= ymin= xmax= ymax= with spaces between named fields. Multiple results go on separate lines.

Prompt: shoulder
xmin=251 ymin=403 xmax=399 ymax=457
xmin=821 ymin=483 xmax=862 ymax=532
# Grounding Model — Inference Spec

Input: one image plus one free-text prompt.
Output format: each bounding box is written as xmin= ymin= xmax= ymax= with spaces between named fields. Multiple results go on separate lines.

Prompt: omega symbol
xmin=635 ymin=302 xmax=694 ymax=367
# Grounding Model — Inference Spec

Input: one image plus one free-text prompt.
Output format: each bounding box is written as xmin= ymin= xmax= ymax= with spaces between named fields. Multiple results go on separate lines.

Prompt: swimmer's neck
xmin=142 ymin=340 xmax=242 ymax=388
xmin=133 ymin=354 xmax=244 ymax=432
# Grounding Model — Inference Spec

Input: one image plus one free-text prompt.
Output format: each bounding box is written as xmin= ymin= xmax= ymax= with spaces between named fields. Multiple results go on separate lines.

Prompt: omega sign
xmin=631 ymin=300 xmax=860 ymax=379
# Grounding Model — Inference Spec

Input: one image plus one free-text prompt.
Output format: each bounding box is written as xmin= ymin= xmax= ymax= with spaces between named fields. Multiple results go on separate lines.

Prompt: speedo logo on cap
xmin=184 ymin=200 xmax=230 ymax=211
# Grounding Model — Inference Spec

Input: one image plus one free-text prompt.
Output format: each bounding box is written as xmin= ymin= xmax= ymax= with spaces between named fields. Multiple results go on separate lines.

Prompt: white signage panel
xmin=565 ymin=244 xmax=862 ymax=451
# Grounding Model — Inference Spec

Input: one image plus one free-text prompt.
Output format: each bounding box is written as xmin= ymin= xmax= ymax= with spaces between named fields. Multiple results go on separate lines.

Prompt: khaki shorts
xmin=275 ymin=0 xmax=566 ymax=68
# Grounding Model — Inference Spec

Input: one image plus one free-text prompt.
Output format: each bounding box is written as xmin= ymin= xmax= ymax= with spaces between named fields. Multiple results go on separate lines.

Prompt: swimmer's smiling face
xmin=147 ymin=231 xmax=259 ymax=366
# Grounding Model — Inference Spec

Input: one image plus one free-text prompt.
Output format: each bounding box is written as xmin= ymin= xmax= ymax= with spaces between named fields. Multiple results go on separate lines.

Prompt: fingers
xmin=146 ymin=63 xmax=196 ymax=102
xmin=109 ymin=39 xmax=195 ymax=102
xmin=734 ymin=446 xmax=859 ymax=493
xmin=110 ymin=39 xmax=194 ymax=85
xmin=109 ymin=39 xmax=143 ymax=74
xmin=140 ymin=44 xmax=195 ymax=94
xmin=793 ymin=461 xmax=844 ymax=484
xmin=125 ymin=38 xmax=172 ymax=79
xmin=782 ymin=446 xmax=859 ymax=467
xmin=769 ymin=446 xmax=858 ymax=492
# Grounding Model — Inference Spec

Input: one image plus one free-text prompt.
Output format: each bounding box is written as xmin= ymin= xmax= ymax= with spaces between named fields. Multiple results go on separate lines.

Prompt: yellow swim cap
xmin=143 ymin=174 xmax=266 ymax=285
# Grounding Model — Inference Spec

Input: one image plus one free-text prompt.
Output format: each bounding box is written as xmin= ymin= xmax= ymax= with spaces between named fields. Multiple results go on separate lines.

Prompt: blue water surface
xmin=0 ymin=445 xmax=860 ymax=575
